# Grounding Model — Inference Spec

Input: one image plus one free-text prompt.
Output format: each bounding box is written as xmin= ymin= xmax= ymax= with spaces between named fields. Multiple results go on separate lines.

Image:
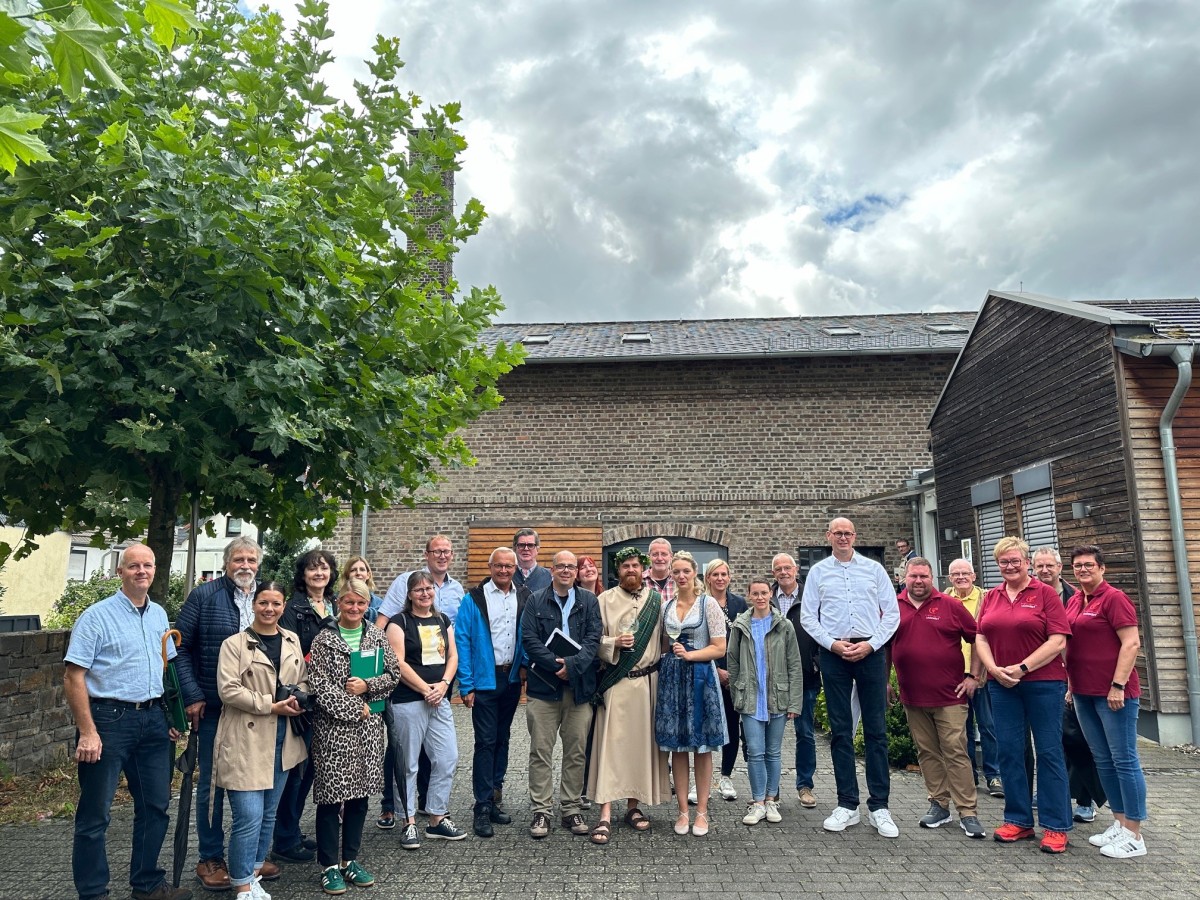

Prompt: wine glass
xmin=618 ymin=613 xmax=636 ymax=651
xmin=665 ymin=621 xmax=682 ymax=643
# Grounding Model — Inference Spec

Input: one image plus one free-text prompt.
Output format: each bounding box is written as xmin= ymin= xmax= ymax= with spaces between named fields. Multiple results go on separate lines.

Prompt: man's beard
xmin=231 ymin=569 xmax=256 ymax=590
xmin=619 ymin=572 xmax=642 ymax=593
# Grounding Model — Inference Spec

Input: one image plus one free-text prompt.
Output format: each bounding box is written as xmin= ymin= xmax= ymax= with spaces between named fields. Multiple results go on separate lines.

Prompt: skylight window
xmin=925 ymin=323 xmax=969 ymax=334
xmin=522 ymin=334 xmax=552 ymax=345
xmin=821 ymin=325 xmax=862 ymax=337
xmin=621 ymin=332 xmax=653 ymax=344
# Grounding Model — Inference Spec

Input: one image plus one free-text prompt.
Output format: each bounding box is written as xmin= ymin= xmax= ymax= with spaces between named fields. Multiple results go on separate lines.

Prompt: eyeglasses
xmin=1072 ymin=562 xmax=1099 ymax=571
xmin=427 ymin=549 xmax=452 ymax=556
xmin=829 ymin=531 xmax=855 ymax=539
xmin=553 ymin=563 xmax=578 ymax=571
xmin=997 ymin=558 xmax=1026 ymax=569
xmin=410 ymin=586 xmax=436 ymax=595
xmin=515 ymin=542 xmax=538 ymax=550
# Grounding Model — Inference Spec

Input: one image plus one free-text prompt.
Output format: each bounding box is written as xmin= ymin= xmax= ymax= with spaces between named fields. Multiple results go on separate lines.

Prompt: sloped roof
xmin=1087 ymin=298 xmax=1200 ymax=340
xmin=482 ymin=312 xmax=976 ymax=362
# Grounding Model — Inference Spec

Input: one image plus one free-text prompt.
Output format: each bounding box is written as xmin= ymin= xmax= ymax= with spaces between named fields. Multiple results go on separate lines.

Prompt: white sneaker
xmin=868 ymin=808 xmax=900 ymax=838
xmin=1089 ymin=820 xmax=1125 ymax=847
xmin=742 ymin=802 xmax=767 ymax=825
xmin=1099 ymin=827 xmax=1147 ymax=859
xmin=764 ymin=799 xmax=782 ymax=823
xmin=718 ymin=776 xmax=738 ymax=801
xmin=687 ymin=786 xmax=698 ymax=805
xmin=822 ymin=806 xmax=860 ymax=832
xmin=250 ymin=875 xmax=272 ymax=900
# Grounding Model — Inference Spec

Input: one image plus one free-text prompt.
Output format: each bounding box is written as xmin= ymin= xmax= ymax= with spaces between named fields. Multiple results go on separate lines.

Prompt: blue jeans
xmin=73 ymin=702 xmax=172 ymax=900
xmin=272 ymin=726 xmax=314 ymax=852
xmin=820 ymin=648 xmax=890 ymax=811
xmin=965 ymin=682 xmax=1000 ymax=781
xmin=469 ymin=681 xmax=522 ymax=809
xmin=793 ymin=684 xmax=820 ymax=790
xmin=988 ymin=679 xmax=1071 ymax=831
xmin=742 ymin=714 xmax=786 ymax=802
xmin=196 ymin=710 xmax=226 ymax=860
xmin=1073 ymin=695 xmax=1147 ymax=821
xmin=227 ymin=719 xmax=289 ymax=887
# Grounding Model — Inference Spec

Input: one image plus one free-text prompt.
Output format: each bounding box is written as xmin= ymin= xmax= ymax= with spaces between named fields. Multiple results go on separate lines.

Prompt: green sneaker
xmin=321 ymin=865 xmax=347 ymax=895
xmin=341 ymin=860 xmax=375 ymax=887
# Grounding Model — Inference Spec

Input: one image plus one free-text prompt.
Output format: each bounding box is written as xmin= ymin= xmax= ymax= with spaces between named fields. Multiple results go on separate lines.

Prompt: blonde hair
xmin=338 ymin=555 xmax=377 ymax=595
xmin=992 ymin=536 xmax=1030 ymax=562
xmin=338 ymin=578 xmax=372 ymax=604
xmin=671 ymin=550 xmax=706 ymax=597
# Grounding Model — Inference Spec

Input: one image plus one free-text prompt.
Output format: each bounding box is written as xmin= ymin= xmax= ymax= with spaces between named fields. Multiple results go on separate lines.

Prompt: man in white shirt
xmin=800 ymin=517 xmax=900 ymax=838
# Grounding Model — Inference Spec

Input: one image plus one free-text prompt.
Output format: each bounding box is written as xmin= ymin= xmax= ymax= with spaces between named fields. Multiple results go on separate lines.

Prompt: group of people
xmin=64 ymin=519 xmax=1150 ymax=900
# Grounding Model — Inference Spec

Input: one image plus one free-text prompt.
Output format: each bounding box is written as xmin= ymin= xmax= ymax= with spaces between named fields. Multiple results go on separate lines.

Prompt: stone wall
xmin=331 ymin=353 xmax=954 ymax=586
xmin=0 ymin=629 xmax=72 ymax=776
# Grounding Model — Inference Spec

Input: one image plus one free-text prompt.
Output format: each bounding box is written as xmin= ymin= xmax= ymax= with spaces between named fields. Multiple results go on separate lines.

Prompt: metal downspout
xmin=1159 ymin=344 xmax=1200 ymax=746
xmin=360 ymin=502 xmax=370 ymax=559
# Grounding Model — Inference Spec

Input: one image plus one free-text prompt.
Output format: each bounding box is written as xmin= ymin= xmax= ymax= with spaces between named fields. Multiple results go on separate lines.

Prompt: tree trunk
xmin=146 ymin=467 xmax=185 ymax=606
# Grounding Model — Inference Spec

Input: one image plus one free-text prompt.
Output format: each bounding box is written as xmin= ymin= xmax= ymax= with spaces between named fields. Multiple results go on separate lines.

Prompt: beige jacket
xmin=214 ymin=628 xmax=309 ymax=791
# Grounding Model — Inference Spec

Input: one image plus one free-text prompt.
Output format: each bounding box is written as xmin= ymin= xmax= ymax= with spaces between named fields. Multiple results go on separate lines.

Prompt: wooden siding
xmin=928 ymin=296 xmax=1155 ymax=706
xmin=1120 ymin=355 xmax=1200 ymax=714
xmin=466 ymin=524 xmax=603 ymax=587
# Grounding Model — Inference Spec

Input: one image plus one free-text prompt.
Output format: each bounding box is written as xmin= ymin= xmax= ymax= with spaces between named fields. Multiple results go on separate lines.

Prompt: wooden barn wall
xmin=1120 ymin=354 xmax=1200 ymax=714
xmin=928 ymin=298 xmax=1153 ymax=706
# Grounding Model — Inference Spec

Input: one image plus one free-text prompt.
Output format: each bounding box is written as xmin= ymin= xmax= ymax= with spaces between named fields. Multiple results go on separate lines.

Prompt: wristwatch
xmin=1018 ymin=663 xmax=1029 ymax=673
xmin=1111 ymin=681 xmax=1125 ymax=690
xmin=963 ymin=673 xmax=977 ymax=681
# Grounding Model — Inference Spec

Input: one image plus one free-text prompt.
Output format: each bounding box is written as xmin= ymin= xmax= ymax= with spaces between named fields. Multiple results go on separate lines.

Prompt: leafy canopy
xmin=0 ymin=0 xmax=523 ymax=598
xmin=0 ymin=0 xmax=199 ymax=173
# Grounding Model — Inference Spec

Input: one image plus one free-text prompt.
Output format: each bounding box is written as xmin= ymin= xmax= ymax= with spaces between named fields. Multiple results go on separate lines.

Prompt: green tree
xmin=0 ymin=0 xmax=522 ymax=601
xmin=256 ymin=529 xmax=311 ymax=591
xmin=47 ymin=567 xmax=192 ymax=628
xmin=0 ymin=0 xmax=199 ymax=173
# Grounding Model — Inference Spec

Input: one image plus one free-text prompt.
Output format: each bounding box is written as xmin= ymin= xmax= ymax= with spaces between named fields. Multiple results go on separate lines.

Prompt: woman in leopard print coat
xmin=309 ymin=580 xmax=399 ymax=886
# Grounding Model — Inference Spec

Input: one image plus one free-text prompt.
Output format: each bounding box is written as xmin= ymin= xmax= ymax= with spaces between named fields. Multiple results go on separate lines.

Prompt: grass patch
xmin=0 ymin=759 xmax=185 ymax=825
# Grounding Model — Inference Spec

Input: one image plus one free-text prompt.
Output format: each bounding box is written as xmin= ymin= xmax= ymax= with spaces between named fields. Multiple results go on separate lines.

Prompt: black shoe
xmin=132 ymin=884 xmax=192 ymax=900
xmin=301 ymin=834 xmax=318 ymax=851
xmin=474 ymin=806 xmax=495 ymax=838
xmin=490 ymin=804 xmax=512 ymax=825
xmin=271 ymin=843 xmax=315 ymax=863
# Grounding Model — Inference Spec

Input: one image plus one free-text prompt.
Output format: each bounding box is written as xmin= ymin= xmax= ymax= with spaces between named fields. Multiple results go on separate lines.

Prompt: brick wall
xmin=0 ymin=630 xmax=73 ymax=776
xmin=331 ymin=354 xmax=954 ymax=589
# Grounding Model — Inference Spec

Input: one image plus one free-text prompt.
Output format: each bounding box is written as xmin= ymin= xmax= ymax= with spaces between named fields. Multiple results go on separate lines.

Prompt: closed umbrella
xmin=172 ymin=730 xmax=199 ymax=888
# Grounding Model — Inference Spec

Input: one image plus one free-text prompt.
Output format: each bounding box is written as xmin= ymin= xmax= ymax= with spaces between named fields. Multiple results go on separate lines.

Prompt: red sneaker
xmin=1040 ymin=829 xmax=1069 ymax=853
xmin=993 ymin=823 xmax=1035 ymax=843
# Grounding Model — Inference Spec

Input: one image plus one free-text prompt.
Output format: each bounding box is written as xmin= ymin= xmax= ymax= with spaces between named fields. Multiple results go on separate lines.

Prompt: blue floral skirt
xmin=655 ymin=655 xmax=728 ymax=753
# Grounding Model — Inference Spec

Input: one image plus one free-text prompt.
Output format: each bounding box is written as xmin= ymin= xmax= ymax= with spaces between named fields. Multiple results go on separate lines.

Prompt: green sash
xmin=591 ymin=590 xmax=661 ymax=707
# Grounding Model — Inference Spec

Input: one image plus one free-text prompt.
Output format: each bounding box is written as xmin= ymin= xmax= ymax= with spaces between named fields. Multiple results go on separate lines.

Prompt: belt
xmin=495 ymin=663 xmax=512 ymax=675
xmin=90 ymin=697 xmax=162 ymax=710
xmin=627 ymin=660 xmax=660 ymax=679
xmin=845 ymin=637 xmax=871 ymax=644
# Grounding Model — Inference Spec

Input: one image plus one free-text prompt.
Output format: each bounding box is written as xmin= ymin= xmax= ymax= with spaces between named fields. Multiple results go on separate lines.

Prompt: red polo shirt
xmin=1066 ymin=581 xmax=1141 ymax=699
xmin=892 ymin=588 xmax=977 ymax=707
xmin=977 ymin=579 xmax=1070 ymax=682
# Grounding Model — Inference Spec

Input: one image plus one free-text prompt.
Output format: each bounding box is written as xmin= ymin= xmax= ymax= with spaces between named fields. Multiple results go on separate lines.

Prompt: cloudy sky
xmin=266 ymin=0 xmax=1200 ymax=323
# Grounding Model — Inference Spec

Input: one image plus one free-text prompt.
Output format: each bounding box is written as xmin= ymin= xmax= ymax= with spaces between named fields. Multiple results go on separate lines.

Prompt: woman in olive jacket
xmin=727 ymin=576 xmax=804 ymax=826
xmin=214 ymin=582 xmax=310 ymax=897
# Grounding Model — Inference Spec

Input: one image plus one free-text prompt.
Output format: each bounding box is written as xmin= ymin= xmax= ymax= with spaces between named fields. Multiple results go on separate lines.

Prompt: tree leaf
xmin=48 ymin=8 xmax=127 ymax=99
xmin=144 ymin=0 xmax=200 ymax=50
xmin=0 ymin=105 xmax=51 ymax=173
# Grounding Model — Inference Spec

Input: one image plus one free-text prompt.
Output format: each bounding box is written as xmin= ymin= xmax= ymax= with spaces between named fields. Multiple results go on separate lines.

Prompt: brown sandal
xmin=590 ymin=820 xmax=611 ymax=844
xmin=624 ymin=807 xmax=651 ymax=831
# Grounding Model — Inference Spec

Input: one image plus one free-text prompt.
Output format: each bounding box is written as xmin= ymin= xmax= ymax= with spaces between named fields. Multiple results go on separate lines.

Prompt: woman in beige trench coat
xmin=215 ymin=582 xmax=310 ymax=898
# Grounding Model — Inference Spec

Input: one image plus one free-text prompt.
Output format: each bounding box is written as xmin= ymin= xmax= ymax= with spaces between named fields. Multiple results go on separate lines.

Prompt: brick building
xmin=327 ymin=313 xmax=973 ymax=594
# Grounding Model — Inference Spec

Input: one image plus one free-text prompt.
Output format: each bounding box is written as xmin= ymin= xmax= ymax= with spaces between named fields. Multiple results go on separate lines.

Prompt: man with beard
xmin=175 ymin=536 xmax=271 ymax=891
xmin=586 ymin=548 xmax=670 ymax=845
xmin=890 ymin=558 xmax=985 ymax=838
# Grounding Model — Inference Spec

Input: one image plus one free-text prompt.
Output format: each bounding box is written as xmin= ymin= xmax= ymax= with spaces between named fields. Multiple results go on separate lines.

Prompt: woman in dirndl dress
xmin=656 ymin=550 xmax=727 ymax=837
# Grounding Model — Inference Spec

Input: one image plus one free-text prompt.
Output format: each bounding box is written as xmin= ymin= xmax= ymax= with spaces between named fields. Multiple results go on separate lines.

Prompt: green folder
xmin=350 ymin=647 xmax=386 ymax=714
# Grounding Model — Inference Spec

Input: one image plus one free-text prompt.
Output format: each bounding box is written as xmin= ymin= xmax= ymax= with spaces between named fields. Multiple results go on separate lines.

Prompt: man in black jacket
xmin=773 ymin=552 xmax=822 ymax=810
xmin=521 ymin=551 xmax=602 ymax=839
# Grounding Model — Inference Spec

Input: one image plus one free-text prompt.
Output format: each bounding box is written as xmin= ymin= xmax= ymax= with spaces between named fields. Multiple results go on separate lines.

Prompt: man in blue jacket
xmin=174 ymin=536 xmax=267 ymax=891
xmin=456 ymin=547 xmax=531 ymax=837
xmin=520 ymin=551 xmax=602 ymax=840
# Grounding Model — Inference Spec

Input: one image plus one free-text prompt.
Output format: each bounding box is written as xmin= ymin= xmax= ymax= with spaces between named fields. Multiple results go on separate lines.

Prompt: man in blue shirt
xmin=800 ymin=517 xmax=900 ymax=839
xmin=64 ymin=543 xmax=190 ymax=900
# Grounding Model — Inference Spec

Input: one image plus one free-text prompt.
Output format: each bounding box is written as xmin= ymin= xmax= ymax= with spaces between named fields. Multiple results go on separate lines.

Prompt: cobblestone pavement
xmin=5 ymin=705 xmax=1199 ymax=900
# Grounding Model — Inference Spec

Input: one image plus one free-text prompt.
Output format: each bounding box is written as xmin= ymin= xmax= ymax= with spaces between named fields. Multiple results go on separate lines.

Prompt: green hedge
xmin=47 ymin=570 xmax=193 ymax=629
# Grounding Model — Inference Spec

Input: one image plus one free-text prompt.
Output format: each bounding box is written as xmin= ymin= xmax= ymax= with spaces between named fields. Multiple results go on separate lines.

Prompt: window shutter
xmin=976 ymin=502 xmax=1006 ymax=589
xmin=1020 ymin=489 xmax=1059 ymax=556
